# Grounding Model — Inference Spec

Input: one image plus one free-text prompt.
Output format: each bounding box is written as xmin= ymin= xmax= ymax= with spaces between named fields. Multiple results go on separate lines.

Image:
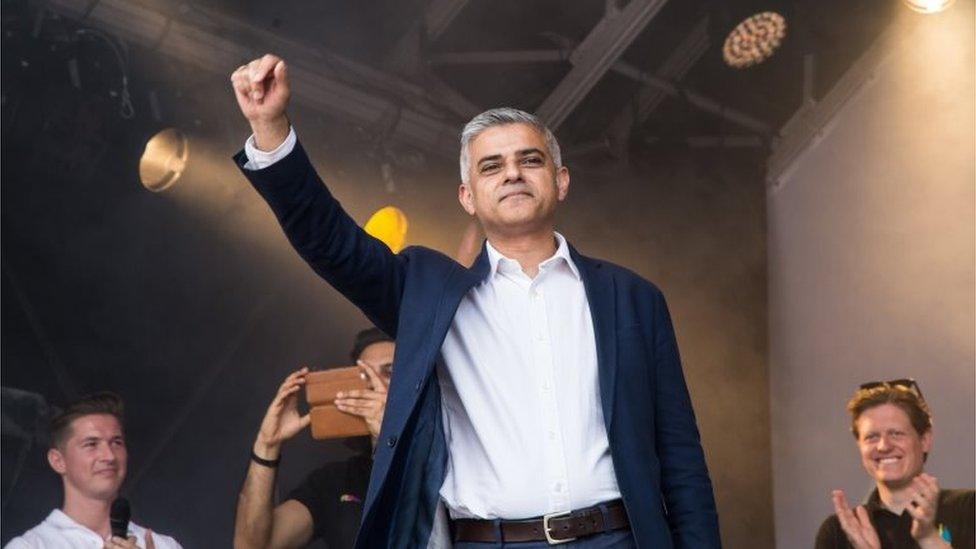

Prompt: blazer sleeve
xmin=651 ymin=289 xmax=722 ymax=547
xmin=234 ymin=141 xmax=405 ymax=336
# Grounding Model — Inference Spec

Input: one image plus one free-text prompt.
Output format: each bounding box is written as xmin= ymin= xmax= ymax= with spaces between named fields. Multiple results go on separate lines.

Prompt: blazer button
xmin=387 ymin=436 xmax=397 ymax=447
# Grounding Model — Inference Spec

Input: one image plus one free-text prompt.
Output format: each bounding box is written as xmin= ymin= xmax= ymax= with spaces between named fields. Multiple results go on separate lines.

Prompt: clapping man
xmin=816 ymin=380 xmax=974 ymax=549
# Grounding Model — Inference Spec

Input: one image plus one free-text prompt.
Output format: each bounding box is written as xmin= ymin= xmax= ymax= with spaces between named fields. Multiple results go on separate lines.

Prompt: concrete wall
xmin=767 ymin=4 xmax=975 ymax=547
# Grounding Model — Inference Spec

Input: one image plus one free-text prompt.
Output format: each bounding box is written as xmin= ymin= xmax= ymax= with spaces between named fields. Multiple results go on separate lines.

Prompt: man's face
xmin=359 ymin=341 xmax=394 ymax=384
xmin=47 ymin=413 xmax=127 ymax=501
xmin=458 ymin=123 xmax=569 ymax=237
xmin=855 ymin=403 xmax=931 ymax=489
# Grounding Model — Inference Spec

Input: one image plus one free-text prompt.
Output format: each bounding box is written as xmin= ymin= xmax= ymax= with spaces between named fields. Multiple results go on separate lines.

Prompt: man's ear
xmin=555 ymin=166 xmax=570 ymax=201
xmin=48 ymin=447 xmax=67 ymax=475
xmin=458 ymin=182 xmax=477 ymax=216
xmin=920 ymin=428 xmax=933 ymax=454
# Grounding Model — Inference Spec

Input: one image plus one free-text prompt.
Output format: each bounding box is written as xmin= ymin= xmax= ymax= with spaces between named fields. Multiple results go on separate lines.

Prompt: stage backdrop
xmin=767 ymin=3 xmax=975 ymax=548
xmin=1 ymin=40 xmax=772 ymax=548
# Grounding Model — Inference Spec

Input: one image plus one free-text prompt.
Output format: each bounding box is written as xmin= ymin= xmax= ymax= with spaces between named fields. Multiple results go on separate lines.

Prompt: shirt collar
xmin=862 ymin=487 xmax=916 ymax=518
xmin=863 ymin=488 xmax=884 ymax=511
xmin=485 ymin=232 xmax=580 ymax=280
xmin=47 ymin=509 xmax=82 ymax=529
xmin=46 ymin=509 xmax=100 ymax=535
xmin=45 ymin=508 xmax=148 ymax=542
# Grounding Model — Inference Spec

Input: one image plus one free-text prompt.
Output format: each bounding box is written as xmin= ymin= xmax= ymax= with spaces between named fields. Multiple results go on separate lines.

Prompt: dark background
xmin=1 ymin=0 xmax=902 ymax=546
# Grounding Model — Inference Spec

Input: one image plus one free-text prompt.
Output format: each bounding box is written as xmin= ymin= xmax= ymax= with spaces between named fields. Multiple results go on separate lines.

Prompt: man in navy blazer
xmin=230 ymin=54 xmax=720 ymax=548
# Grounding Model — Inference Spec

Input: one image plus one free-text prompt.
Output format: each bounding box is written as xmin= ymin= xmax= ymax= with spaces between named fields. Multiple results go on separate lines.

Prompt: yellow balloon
xmin=364 ymin=206 xmax=409 ymax=253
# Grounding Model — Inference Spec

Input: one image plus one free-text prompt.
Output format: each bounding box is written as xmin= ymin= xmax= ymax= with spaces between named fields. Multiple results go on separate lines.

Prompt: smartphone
xmin=305 ymin=366 xmax=371 ymax=440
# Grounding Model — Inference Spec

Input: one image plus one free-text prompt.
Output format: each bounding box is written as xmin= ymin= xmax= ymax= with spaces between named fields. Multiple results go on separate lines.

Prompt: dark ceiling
xmin=0 ymin=0 xmax=902 ymax=171
xmin=3 ymin=0 xmax=898 ymax=158
xmin=179 ymin=0 xmax=899 ymax=153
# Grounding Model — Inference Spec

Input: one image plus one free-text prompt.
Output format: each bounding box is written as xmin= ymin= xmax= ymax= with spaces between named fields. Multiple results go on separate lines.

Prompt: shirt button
xmin=548 ymin=430 xmax=557 ymax=440
xmin=554 ymin=482 xmax=563 ymax=493
xmin=387 ymin=436 xmax=397 ymax=447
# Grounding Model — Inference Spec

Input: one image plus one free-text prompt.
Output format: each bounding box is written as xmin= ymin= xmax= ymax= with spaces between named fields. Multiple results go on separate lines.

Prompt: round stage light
xmin=904 ymin=0 xmax=954 ymax=13
xmin=723 ymin=12 xmax=788 ymax=69
xmin=364 ymin=206 xmax=409 ymax=253
xmin=139 ymin=128 xmax=188 ymax=192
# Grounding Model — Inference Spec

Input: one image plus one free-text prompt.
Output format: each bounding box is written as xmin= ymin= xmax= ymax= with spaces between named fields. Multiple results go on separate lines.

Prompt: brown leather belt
xmin=451 ymin=500 xmax=630 ymax=545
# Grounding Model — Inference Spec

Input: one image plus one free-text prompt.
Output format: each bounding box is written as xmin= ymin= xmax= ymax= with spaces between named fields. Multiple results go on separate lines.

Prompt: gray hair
xmin=459 ymin=107 xmax=562 ymax=184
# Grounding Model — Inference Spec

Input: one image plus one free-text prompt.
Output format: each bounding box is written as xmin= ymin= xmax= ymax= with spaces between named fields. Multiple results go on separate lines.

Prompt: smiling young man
xmin=5 ymin=392 xmax=181 ymax=549
xmin=816 ymin=381 xmax=974 ymax=549
xmin=231 ymin=54 xmax=720 ymax=548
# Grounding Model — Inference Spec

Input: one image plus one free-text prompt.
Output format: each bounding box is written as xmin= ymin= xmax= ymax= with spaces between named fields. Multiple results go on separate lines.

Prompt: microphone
xmin=110 ymin=498 xmax=130 ymax=539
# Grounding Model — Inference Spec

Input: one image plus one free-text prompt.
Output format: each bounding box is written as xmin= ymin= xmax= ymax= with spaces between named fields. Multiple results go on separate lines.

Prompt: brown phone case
xmin=305 ymin=366 xmax=371 ymax=440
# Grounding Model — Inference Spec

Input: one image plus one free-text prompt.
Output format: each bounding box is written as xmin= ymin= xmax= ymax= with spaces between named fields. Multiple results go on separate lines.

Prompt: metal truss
xmin=606 ymin=17 xmax=710 ymax=157
xmin=45 ymin=0 xmax=462 ymax=156
xmin=767 ymin=15 xmax=923 ymax=187
xmin=427 ymin=17 xmax=770 ymax=144
xmin=535 ymin=0 xmax=670 ymax=130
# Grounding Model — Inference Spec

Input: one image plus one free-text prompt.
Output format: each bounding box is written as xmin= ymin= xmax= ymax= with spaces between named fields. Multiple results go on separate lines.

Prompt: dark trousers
xmin=453 ymin=529 xmax=637 ymax=548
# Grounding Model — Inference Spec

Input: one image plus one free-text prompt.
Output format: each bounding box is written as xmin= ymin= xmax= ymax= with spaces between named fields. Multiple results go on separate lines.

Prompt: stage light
xmin=723 ymin=12 xmax=787 ymax=69
xmin=364 ymin=206 xmax=409 ymax=253
xmin=139 ymin=128 xmax=188 ymax=192
xmin=904 ymin=0 xmax=954 ymax=13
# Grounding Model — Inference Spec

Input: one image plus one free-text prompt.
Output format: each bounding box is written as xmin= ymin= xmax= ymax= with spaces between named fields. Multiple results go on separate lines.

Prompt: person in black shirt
xmin=233 ymin=328 xmax=393 ymax=549
xmin=280 ymin=451 xmax=373 ymax=548
xmin=816 ymin=379 xmax=974 ymax=549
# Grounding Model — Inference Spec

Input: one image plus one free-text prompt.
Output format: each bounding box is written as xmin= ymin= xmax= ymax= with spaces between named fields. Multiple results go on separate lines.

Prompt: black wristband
xmin=250 ymin=450 xmax=281 ymax=468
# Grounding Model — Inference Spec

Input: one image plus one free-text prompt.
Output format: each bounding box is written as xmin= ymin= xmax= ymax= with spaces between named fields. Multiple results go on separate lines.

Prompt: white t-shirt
xmin=4 ymin=509 xmax=182 ymax=549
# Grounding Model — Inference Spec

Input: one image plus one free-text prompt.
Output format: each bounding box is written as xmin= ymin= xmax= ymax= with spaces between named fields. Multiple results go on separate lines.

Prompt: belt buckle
xmin=543 ymin=510 xmax=577 ymax=545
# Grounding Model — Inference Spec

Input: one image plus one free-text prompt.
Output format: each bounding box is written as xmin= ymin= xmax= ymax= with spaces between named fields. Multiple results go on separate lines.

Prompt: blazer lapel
xmin=571 ymin=246 xmax=618 ymax=431
xmin=467 ymin=242 xmax=491 ymax=281
xmin=419 ymin=243 xmax=489 ymax=375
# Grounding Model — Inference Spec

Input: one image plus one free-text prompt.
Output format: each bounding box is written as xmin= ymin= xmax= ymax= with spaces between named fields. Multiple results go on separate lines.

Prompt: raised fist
xmin=231 ymin=53 xmax=291 ymax=150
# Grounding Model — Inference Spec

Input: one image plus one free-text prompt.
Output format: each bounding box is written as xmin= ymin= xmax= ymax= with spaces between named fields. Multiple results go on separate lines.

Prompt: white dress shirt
xmin=243 ymin=130 xmax=621 ymax=520
xmin=243 ymin=127 xmax=297 ymax=170
xmin=437 ymin=235 xmax=620 ymax=519
xmin=4 ymin=509 xmax=182 ymax=549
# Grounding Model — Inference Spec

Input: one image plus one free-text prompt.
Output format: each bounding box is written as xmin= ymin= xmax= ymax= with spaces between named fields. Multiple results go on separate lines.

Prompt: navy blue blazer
xmin=236 ymin=142 xmax=721 ymax=548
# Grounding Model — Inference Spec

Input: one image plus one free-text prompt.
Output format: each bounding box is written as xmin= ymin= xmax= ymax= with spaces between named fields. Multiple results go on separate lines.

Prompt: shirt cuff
xmin=243 ymin=126 xmax=297 ymax=170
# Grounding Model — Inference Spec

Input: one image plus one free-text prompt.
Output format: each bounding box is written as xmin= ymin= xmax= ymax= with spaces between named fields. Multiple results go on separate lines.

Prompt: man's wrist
xmin=252 ymin=439 xmax=281 ymax=461
xmin=915 ymin=533 xmax=950 ymax=549
xmin=249 ymin=116 xmax=290 ymax=152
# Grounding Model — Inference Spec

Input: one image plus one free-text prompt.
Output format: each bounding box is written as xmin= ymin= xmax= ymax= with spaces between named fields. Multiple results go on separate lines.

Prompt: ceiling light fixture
xmin=723 ymin=12 xmax=788 ymax=69
xmin=139 ymin=128 xmax=188 ymax=192
xmin=904 ymin=0 xmax=955 ymax=13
